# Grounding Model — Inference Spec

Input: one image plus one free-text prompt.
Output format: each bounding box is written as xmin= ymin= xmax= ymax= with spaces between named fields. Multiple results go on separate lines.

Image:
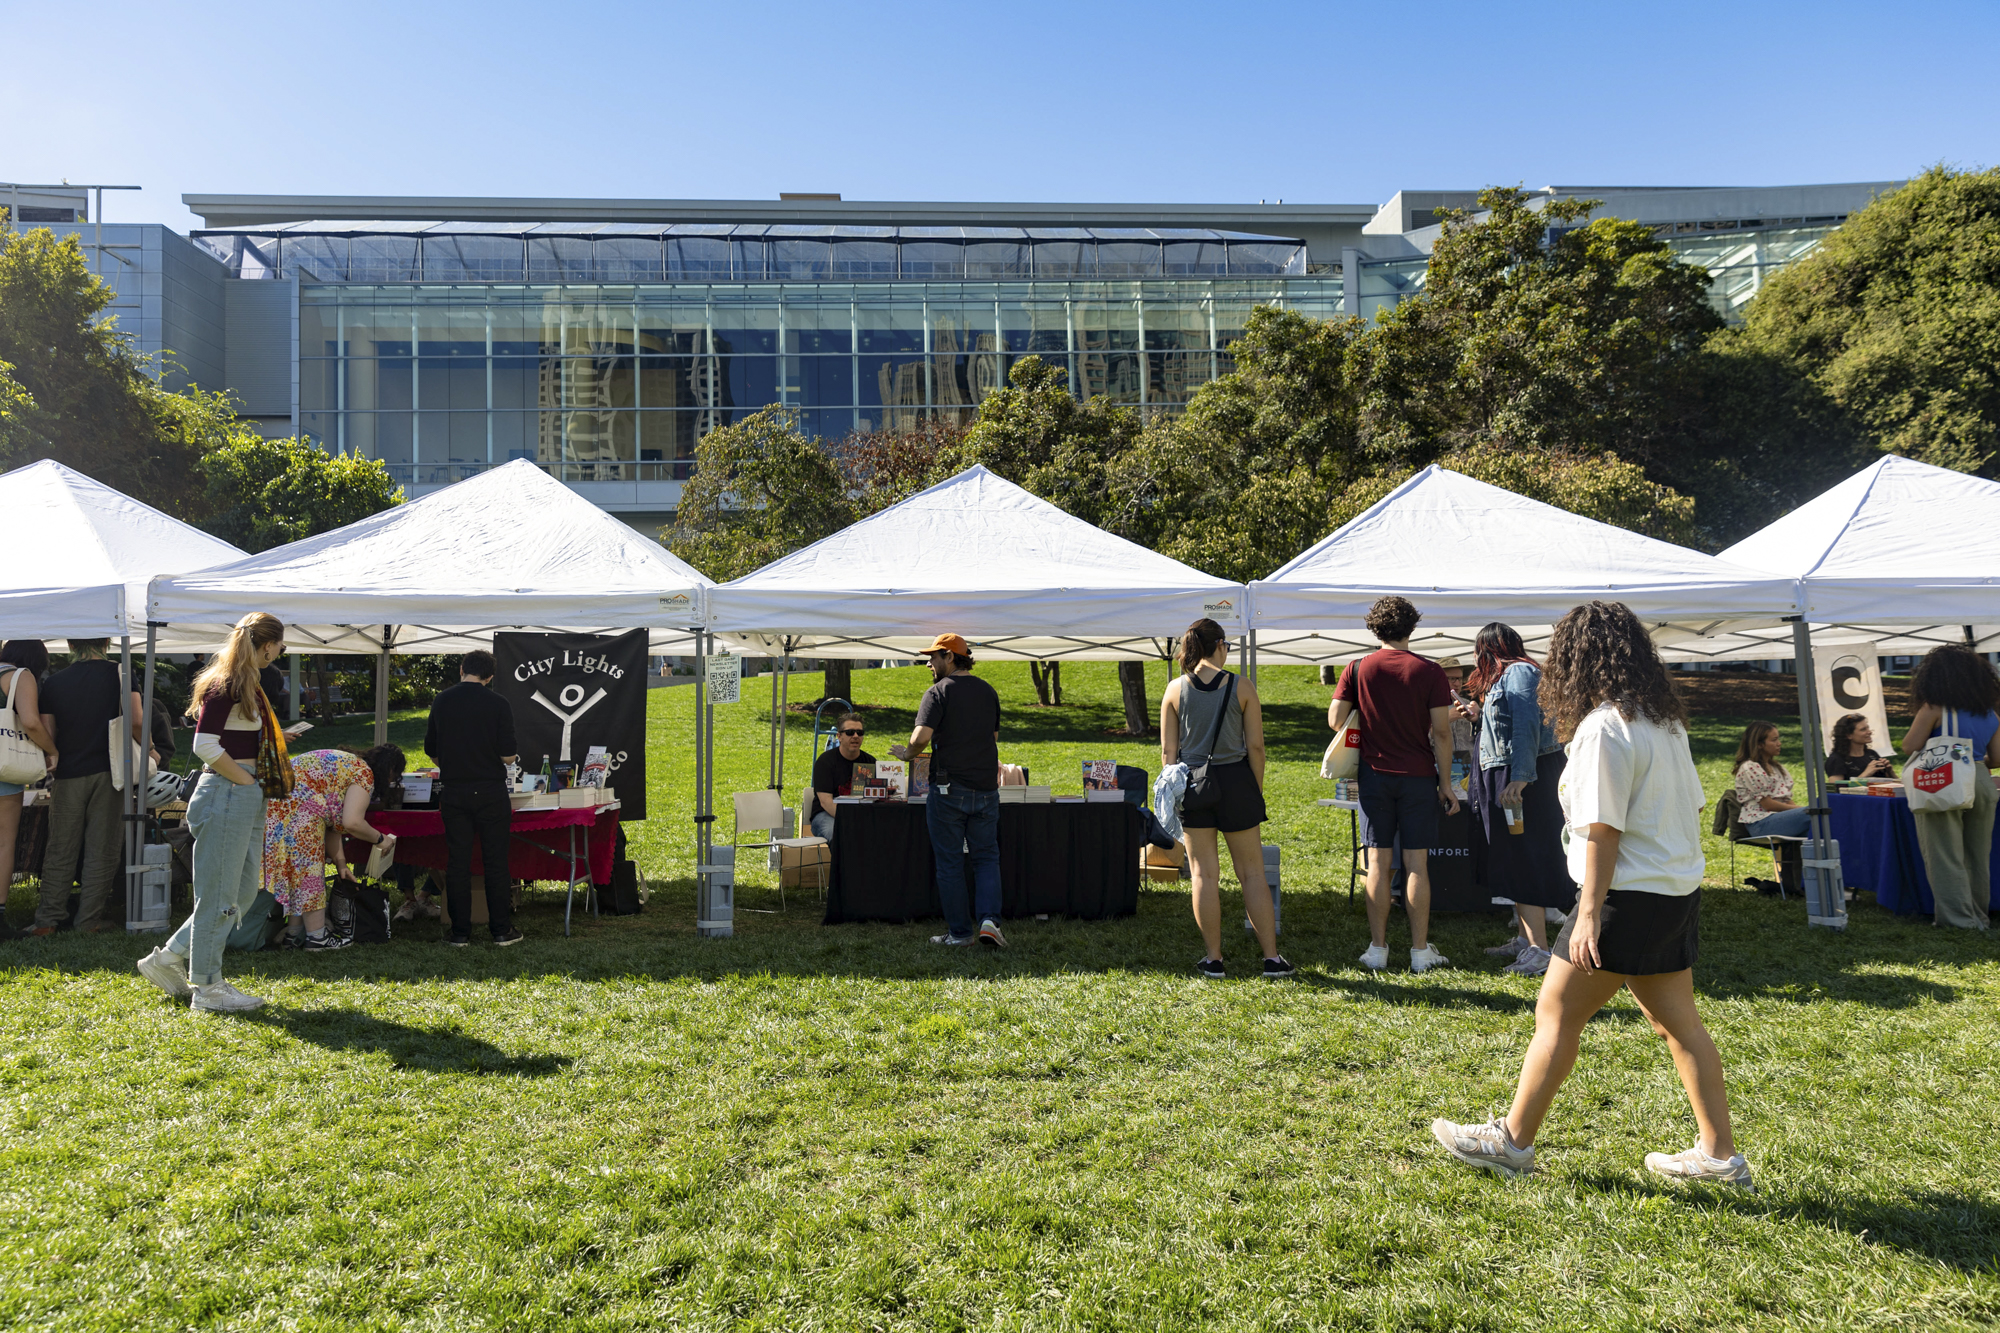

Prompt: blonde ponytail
xmin=191 ymin=612 xmax=284 ymax=721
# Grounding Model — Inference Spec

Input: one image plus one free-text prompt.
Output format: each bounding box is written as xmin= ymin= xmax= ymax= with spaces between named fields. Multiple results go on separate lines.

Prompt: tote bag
xmin=0 ymin=669 xmax=46 ymax=786
xmin=106 ymin=716 xmax=154 ymax=792
xmin=1904 ymin=708 xmax=1978 ymax=813
xmin=1321 ymin=719 xmax=1362 ymax=781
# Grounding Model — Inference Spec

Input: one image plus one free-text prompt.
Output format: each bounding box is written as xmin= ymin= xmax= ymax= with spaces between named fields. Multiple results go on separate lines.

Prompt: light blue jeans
xmin=168 ymin=773 xmax=267 ymax=986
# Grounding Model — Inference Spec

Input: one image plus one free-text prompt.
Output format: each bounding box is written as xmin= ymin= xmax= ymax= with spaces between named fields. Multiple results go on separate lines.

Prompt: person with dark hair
xmin=425 ymin=648 xmax=522 ymax=946
xmin=1732 ymin=720 xmax=1811 ymax=839
xmin=28 ymin=637 xmax=148 ymax=937
xmin=1163 ymin=618 xmax=1289 ymax=980
xmin=1900 ymin=644 xmax=2000 ymax=930
xmin=1826 ymin=713 xmax=1891 ymax=781
xmin=1328 ymin=595 xmax=1459 ymax=973
xmin=893 ymin=633 xmax=1003 ymax=947
xmin=264 ymin=745 xmax=403 ymax=949
xmin=1461 ymin=623 xmax=1573 ymax=976
xmin=809 ymin=712 xmax=873 ymax=842
xmin=0 ymin=640 xmax=58 ymax=939
xmin=1432 ymin=601 xmax=1751 ymax=1187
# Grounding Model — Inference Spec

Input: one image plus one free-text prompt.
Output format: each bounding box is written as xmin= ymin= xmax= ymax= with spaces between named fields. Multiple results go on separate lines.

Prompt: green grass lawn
xmin=3 ymin=663 xmax=1996 ymax=1330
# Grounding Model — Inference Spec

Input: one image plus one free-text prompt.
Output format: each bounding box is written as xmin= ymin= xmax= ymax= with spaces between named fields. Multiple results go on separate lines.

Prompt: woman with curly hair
xmin=1826 ymin=713 xmax=1891 ymax=782
xmin=1899 ymin=644 xmax=2000 ymax=930
xmin=1431 ymin=601 xmax=1751 ymax=1187
xmin=265 ymin=743 xmax=403 ymax=949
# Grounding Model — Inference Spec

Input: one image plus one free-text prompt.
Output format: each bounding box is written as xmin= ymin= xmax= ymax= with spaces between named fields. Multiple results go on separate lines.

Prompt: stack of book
xmin=1084 ymin=789 xmax=1127 ymax=803
xmin=998 ymin=786 xmax=1027 ymax=804
xmin=1025 ymin=785 xmax=1052 ymax=804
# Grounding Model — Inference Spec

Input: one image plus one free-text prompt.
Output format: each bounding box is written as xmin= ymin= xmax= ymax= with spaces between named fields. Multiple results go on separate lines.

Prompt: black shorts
xmin=1555 ymin=888 xmax=1701 ymax=975
xmin=1180 ymin=759 xmax=1267 ymax=834
xmin=1357 ymin=761 xmax=1441 ymax=850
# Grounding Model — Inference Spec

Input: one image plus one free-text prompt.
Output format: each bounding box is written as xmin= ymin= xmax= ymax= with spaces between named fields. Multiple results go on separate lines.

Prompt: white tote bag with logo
xmin=0 ymin=669 xmax=46 ymax=786
xmin=1321 ymin=718 xmax=1362 ymax=781
xmin=1904 ymin=708 xmax=1978 ymax=813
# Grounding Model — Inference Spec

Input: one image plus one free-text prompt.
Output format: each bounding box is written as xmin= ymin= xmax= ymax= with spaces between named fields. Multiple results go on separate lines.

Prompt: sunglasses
xmin=840 ymin=728 xmax=865 ymax=737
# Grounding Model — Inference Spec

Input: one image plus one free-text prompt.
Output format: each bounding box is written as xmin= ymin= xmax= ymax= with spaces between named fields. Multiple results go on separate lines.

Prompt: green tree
xmin=664 ymin=407 xmax=858 ymax=583
xmin=196 ymin=431 xmax=405 ymax=553
xmin=958 ymin=355 xmax=1142 ymax=530
xmin=1724 ymin=166 xmax=2000 ymax=476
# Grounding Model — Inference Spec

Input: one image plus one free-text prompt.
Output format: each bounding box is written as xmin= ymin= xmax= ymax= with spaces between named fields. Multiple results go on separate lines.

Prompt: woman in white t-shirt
xmin=1431 ymin=600 xmax=1752 ymax=1187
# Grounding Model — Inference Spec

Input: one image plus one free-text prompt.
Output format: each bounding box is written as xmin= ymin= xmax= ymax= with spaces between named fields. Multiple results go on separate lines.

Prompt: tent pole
xmin=136 ymin=623 xmax=161 ymax=932
xmin=776 ymin=642 xmax=791 ymax=797
xmin=119 ymin=634 xmax=137 ymax=932
xmin=1247 ymin=627 xmax=1259 ymax=687
xmin=768 ymin=649 xmax=780 ymax=791
xmin=288 ymin=653 xmax=300 ymax=724
xmin=373 ymin=625 xmax=393 ymax=746
xmin=1792 ymin=619 xmax=1847 ymax=930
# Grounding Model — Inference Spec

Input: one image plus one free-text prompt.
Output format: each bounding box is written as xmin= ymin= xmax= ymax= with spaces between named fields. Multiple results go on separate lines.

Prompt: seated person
xmin=1826 ymin=712 xmax=1893 ymax=780
xmin=809 ymin=712 xmax=873 ymax=841
xmin=1733 ymin=720 xmax=1811 ymax=839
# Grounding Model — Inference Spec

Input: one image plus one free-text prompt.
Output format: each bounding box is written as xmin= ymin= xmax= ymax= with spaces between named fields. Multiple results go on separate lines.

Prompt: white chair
xmin=731 ymin=789 xmax=828 ymax=910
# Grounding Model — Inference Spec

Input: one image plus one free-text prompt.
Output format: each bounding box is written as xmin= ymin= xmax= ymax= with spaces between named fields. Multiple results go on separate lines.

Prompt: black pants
xmin=441 ymin=782 xmax=512 ymax=938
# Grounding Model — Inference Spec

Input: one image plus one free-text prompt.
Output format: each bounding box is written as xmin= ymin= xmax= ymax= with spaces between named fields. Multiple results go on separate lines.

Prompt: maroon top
xmin=1332 ymin=649 xmax=1453 ymax=776
xmin=194 ymin=686 xmax=264 ymax=762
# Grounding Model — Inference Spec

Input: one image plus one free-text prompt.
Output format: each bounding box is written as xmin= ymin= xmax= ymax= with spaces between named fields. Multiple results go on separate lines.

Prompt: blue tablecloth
xmin=1828 ymin=791 xmax=2000 ymax=915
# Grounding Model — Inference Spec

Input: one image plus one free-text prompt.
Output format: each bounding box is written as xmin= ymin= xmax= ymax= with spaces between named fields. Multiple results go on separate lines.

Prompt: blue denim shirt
xmin=1477 ymin=661 xmax=1560 ymax=783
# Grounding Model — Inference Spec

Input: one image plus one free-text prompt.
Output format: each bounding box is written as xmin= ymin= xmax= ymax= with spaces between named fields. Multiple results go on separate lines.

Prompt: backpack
xmin=225 ymin=889 xmax=286 ymax=952
xmin=330 ymin=880 xmax=393 ymax=944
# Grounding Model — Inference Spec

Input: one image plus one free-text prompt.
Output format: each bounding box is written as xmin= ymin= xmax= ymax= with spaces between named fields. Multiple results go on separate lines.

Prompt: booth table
xmin=352 ymin=802 xmax=620 ymax=935
xmin=824 ymin=801 xmax=1141 ymax=925
xmin=1829 ymin=790 xmax=2000 ymax=916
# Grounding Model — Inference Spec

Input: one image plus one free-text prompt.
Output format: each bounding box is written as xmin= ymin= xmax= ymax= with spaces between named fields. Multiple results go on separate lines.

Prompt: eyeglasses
xmin=840 ymin=729 xmax=865 ymax=737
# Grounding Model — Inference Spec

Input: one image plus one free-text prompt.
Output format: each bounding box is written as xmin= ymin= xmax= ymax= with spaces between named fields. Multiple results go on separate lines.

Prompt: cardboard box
xmin=1143 ymin=843 xmax=1185 ymax=883
xmin=779 ymin=841 xmax=830 ymax=888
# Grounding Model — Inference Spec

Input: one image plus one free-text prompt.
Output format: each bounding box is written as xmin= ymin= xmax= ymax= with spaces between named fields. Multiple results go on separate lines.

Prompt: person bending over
xmin=1432 ymin=600 xmax=1751 ymax=1187
xmin=265 ymin=744 xmax=403 ymax=950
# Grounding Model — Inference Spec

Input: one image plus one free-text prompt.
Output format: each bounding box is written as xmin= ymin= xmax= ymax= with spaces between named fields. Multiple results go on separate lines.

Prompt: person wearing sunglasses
xmin=809 ymin=712 xmax=873 ymax=842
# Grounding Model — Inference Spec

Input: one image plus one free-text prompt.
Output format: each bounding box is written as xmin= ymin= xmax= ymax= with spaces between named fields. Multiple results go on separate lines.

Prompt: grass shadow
xmin=250 ymin=1006 xmax=572 ymax=1077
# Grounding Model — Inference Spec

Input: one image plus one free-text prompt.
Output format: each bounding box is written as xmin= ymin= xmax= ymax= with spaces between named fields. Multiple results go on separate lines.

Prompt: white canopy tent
xmin=1246 ymin=465 xmax=1799 ymax=665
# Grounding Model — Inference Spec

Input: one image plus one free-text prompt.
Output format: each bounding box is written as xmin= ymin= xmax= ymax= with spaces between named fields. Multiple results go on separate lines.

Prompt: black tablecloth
xmin=825 ymin=801 xmax=1142 ymax=924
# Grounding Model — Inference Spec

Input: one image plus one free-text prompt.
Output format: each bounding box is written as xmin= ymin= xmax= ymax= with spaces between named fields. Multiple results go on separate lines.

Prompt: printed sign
xmin=1814 ymin=641 xmax=1890 ymax=761
xmin=1202 ymin=596 xmax=1241 ymax=625
xmin=706 ymin=654 xmax=742 ymax=705
xmin=494 ymin=629 xmax=649 ymax=820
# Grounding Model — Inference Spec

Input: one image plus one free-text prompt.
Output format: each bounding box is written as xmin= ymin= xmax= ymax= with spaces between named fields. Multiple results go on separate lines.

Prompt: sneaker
xmin=136 ymin=947 xmax=193 ymax=1000
xmin=300 ymin=930 xmax=350 ymax=952
xmin=1431 ymin=1117 xmax=1535 ymax=1179
xmin=929 ymin=932 xmax=977 ymax=945
xmin=1483 ymin=935 xmax=1528 ymax=958
xmin=978 ymin=919 xmax=1006 ymax=949
xmin=491 ymin=927 xmax=525 ymax=947
xmin=1644 ymin=1145 xmax=1755 ymax=1189
xmin=190 ymin=980 xmax=266 ymax=1014
xmin=1410 ymin=945 xmax=1450 ymax=974
xmin=1502 ymin=945 xmax=1552 ymax=976
xmin=1545 ymin=907 xmax=1568 ymax=928
xmin=393 ymin=899 xmax=418 ymax=923
xmin=444 ymin=935 xmax=471 ymax=948
xmin=421 ymin=900 xmax=441 ymax=919
xmin=1358 ymin=944 xmax=1389 ymax=971
xmin=1261 ymin=956 xmax=1296 ymax=980
xmin=1196 ymin=956 xmax=1226 ymax=981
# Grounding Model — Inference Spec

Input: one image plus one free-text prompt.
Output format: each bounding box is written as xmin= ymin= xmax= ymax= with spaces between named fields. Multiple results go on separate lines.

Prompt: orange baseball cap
xmin=921 ymin=633 xmax=971 ymax=657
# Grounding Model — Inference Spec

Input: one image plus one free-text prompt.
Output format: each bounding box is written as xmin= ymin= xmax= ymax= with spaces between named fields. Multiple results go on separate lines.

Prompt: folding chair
xmin=731 ymin=790 xmax=828 ymax=911
xmin=1714 ymin=790 xmax=1802 ymax=897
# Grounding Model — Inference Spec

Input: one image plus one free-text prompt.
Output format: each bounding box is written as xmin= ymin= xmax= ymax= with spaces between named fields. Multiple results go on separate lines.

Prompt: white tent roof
xmin=147 ymin=459 xmax=711 ymax=654
xmin=1248 ymin=465 xmax=1798 ymax=664
xmin=0 ymin=460 xmax=247 ymax=641
xmin=709 ymin=464 xmax=1244 ymax=661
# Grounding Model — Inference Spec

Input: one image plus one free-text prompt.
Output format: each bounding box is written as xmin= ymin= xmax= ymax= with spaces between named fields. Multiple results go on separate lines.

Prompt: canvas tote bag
xmin=1321 ymin=717 xmax=1362 ymax=781
xmin=0 ymin=669 xmax=46 ymax=786
xmin=1904 ymin=707 xmax=1978 ymax=813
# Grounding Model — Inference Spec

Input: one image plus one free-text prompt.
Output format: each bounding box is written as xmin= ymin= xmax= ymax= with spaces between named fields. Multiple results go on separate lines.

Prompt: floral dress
xmin=264 ymin=750 xmax=374 ymax=914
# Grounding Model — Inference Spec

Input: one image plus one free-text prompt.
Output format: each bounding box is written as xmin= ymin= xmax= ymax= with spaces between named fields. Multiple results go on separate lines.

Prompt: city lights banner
xmin=493 ymin=629 xmax=649 ymax=819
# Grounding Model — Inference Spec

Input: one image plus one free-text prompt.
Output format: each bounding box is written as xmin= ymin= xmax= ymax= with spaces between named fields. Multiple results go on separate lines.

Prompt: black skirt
xmin=1554 ymin=888 xmax=1702 ymax=975
xmin=1471 ymin=750 xmax=1577 ymax=910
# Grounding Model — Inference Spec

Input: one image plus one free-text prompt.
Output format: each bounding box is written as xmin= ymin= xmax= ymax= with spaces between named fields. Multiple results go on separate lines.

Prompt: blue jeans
xmin=168 ymin=774 xmax=267 ymax=986
xmin=810 ymin=810 xmax=836 ymax=842
xmin=1747 ymin=806 xmax=1812 ymax=839
xmin=927 ymin=783 xmax=1000 ymax=937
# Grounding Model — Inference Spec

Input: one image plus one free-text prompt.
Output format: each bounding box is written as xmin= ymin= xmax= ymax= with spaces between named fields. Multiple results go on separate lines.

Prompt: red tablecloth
xmin=349 ymin=804 xmax=619 ymax=886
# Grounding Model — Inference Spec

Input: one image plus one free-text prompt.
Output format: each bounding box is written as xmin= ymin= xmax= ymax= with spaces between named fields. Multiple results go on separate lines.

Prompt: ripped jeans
xmin=167 ymin=773 xmax=268 ymax=986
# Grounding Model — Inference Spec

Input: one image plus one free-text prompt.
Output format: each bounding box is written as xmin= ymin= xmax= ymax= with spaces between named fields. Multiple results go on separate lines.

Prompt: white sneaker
xmin=1502 ymin=945 xmax=1552 ymax=976
xmin=1410 ymin=945 xmax=1450 ymax=974
xmin=136 ymin=947 xmax=192 ymax=1000
xmin=393 ymin=899 xmax=418 ymax=923
xmin=1483 ymin=935 xmax=1528 ymax=958
xmin=1545 ymin=907 xmax=1568 ymax=928
xmin=1431 ymin=1116 xmax=1535 ymax=1179
xmin=1358 ymin=944 xmax=1389 ymax=971
xmin=1644 ymin=1145 xmax=1754 ymax=1189
xmin=190 ymin=981 xmax=266 ymax=1014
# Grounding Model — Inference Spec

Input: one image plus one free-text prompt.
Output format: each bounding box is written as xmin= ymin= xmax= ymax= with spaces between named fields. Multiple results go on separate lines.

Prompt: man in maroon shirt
xmin=1329 ymin=596 xmax=1459 ymax=974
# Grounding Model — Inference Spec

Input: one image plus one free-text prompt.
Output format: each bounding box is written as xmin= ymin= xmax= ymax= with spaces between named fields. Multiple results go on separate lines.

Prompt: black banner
xmin=492 ymin=629 xmax=649 ymax=820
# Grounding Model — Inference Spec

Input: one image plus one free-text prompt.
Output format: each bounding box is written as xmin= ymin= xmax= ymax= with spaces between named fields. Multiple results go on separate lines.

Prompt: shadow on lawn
xmin=251 ymin=1007 xmax=571 ymax=1078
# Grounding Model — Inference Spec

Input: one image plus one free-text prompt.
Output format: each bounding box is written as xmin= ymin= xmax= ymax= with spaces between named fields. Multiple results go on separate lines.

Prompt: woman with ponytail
xmin=136 ymin=612 xmax=290 ymax=1014
xmin=1161 ymin=618 xmax=1290 ymax=981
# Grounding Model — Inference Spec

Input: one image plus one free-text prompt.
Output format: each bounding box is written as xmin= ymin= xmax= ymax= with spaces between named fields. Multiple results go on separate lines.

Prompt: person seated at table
xmin=1899 ymin=644 xmax=2000 ymax=931
xmin=1826 ymin=713 xmax=1893 ymax=781
xmin=809 ymin=712 xmax=873 ymax=842
xmin=266 ymin=745 xmax=402 ymax=950
xmin=1733 ymin=721 xmax=1812 ymax=841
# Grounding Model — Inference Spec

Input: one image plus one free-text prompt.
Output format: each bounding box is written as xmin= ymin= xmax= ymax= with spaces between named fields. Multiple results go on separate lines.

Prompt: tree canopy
xmin=196 ymin=432 xmax=404 ymax=553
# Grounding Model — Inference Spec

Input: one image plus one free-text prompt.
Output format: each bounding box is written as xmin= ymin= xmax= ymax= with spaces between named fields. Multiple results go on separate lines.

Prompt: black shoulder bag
xmin=1180 ymin=673 xmax=1237 ymax=817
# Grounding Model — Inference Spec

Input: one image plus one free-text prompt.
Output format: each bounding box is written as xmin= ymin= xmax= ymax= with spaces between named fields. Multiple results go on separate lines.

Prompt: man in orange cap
xmin=893 ymin=633 xmax=1005 ymax=946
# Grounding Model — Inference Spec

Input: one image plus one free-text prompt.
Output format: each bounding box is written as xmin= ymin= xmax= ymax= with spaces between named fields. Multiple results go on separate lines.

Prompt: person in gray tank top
xmin=1162 ymin=618 xmax=1289 ymax=981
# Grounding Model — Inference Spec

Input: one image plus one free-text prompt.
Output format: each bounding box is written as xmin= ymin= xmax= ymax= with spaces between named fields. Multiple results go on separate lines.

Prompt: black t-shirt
xmin=1827 ymin=746 xmax=1886 ymax=780
xmin=424 ymin=681 xmax=518 ymax=785
xmin=40 ymin=658 xmax=125 ymax=780
xmin=915 ymin=672 xmax=1001 ymax=791
xmin=811 ymin=746 xmax=875 ymax=805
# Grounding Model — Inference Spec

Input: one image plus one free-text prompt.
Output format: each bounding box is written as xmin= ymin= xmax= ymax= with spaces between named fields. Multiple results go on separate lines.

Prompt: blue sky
xmin=11 ymin=0 xmax=1997 ymax=231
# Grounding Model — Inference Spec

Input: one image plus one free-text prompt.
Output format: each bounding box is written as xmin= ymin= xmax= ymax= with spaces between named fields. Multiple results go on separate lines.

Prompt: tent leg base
xmin=695 ymin=921 xmax=734 ymax=938
xmin=1807 ymin=913 xmax=1849 ymax=930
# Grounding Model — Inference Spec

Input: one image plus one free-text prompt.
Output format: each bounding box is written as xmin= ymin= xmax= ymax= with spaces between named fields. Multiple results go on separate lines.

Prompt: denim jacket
xmin=1477 ymin=661 xmax=1560 ymax=783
